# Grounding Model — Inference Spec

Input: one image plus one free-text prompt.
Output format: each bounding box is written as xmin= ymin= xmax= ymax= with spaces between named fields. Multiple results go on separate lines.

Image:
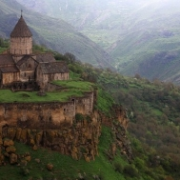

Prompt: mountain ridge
xmin=0 ymin=0 xmax=113 ymax=69
xmin=17 ymin=0 xmax=180 ymax=83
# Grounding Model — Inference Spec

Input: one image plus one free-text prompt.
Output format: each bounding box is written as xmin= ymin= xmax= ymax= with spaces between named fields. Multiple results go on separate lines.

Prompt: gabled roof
xmin=0 ymin=54 xmax=15 ymax=66
xmin=39 ymin=62 xmax=69 ymax=74
xmin=16 ymin=55 xmax=36 ymax=67
xmin=10 ymin=15 xmax=32 ymax=38
xmin=0 ymin=66 xmax=19 ymax=73
xmin=36 ymin=53 xmax=56 ymax=63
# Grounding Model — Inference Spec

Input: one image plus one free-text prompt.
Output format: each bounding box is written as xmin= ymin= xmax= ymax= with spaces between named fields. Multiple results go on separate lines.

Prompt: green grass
xmin=0 ymin=81 xmax=94 ymax=103
xmin=0 ymin=126 xmax=127 ymax=180
xmin=69 ymin=71 xmax=81 ymax=80
xmin=96 ymin=88 xmax=114 ymax=115
xmin=0 ymin=47 xmax=6 ymax=53
xmin=52 ymin=80 xmax=94 ymax=92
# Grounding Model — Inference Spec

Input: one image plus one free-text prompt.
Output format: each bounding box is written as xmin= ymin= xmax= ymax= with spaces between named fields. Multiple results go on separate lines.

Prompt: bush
xmin=20 ymin=167 xmax=30 ymax=176
xmin=123 ymin=164 xmax=138 ymax=177
xmin=134 ymin=157 xmax=145 ymax=169
xmin=86 ymin=115 xmax=92 ymax=123
xmin=114 ymin=162 xmax=123 ymax=173
xmin=75 ymin=113 xmax=84 ymax=121
xmin=93 ymin=173 xmax=104 ymax=180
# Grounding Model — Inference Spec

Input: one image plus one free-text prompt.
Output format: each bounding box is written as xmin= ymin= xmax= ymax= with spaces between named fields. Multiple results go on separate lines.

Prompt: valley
xmin=0 ymin=0 xmax=113 ymax=69
xmin=16 ymin=0 xmax=180 ymax=83
xmin=0 ymin=1 xmax=180 ymax=179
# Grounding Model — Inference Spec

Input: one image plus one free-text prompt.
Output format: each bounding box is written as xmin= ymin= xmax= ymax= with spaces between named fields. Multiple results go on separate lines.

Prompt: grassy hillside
xmin=110 ymin=0 xmax=180 ymax=83
xmin=1 ymin=44 xmax=180 ymax=179
xmin=0 ymin=127 xmax=130 ymax=180
xmin=0 ymin=0 xmax=113 ymax=68
xmin=0 ymin=81 xmax=94 ymax=103
xmin=64 ymin=55 xmax=180 ymax=179
xmin=16 ymin=0 xmax=137 ymax=49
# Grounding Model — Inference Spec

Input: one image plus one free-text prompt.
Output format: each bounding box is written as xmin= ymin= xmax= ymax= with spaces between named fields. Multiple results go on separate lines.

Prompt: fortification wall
xmin=0 ymin=93 xmax=131 ymax=161
xmin=0 ymin=92 xmax=95 ymax=128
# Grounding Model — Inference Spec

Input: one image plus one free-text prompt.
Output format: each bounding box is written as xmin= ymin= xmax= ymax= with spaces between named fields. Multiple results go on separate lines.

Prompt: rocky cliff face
xmin=0 ymin=111 xmax=101 ymax=162
xmin=100 ymin=106 xmax=132 ymax=160
xmin=0 ymin=91 xmax=130 ymax=161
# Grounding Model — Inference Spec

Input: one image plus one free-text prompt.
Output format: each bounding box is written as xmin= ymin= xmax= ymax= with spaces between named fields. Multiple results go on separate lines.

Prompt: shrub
xmin=114 ymin=162 xmax=123 ymax=173
xmin=123 ymin=164 xmax=138 ymax=177
xmin=75 ymin=113 xmax=84 ymax=121
xmin=134 ymin=157 xmax=145 ymax=169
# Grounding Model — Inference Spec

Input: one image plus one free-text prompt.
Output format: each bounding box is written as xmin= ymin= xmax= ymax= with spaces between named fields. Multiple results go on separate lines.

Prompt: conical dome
xmin=10 ymin=15 xmax=33 ymax=55
xmin=10 ymin=15 xmax=32 ymax=38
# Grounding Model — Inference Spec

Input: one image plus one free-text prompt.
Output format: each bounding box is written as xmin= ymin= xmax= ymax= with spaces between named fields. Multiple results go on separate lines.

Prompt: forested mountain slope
xmin=17 ymin=0 xmax=180 ymax=83
xmin=1 ymin=39 xmax=180 ymax=179
xmin=0 ymin=0 xmax=113 ymax=68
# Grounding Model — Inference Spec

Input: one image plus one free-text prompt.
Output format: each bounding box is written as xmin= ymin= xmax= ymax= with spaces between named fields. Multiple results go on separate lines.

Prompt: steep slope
xmin=110 ymin=0 xmax=180 ymax=83
xmin=0 ymin=0 xmax=113 ymax=68
xmin=16 ymin=0 xmax=144 ymax=49
xmin=17 ymin=0 xmax=180 ymax=83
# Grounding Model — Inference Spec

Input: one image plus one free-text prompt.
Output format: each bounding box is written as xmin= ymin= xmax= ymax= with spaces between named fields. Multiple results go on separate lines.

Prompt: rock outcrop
xmin=100 ymin=105 xmax=132 ymax=160
xmin=0 ymin=111 xmax=101 ymax=161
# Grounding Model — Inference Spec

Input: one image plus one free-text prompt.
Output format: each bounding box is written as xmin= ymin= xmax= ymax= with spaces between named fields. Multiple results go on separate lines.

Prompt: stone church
xmin=0 ymin=14 xmax=69 ymax=88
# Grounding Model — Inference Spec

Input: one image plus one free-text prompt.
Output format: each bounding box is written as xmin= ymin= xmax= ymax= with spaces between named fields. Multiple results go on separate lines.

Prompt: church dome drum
xmin=10 ymin=15 xmax=32 ymax=55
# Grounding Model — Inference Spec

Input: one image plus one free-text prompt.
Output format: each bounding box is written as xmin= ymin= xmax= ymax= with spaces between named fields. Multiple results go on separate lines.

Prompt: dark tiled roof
xmin=0 ymin=66 xmax=19 ymax=73
xmin=16 ymin=55 xmax=34 ymax=66
xmin=10 ymin=16 xmax=32 ymax=38
xmin=36 ymin=53 xmax=56 ymax=63
xmin=39 ymin=62 xmax=69 ymax=74
xmin=0 ymin=54 xmax=15 ymax=66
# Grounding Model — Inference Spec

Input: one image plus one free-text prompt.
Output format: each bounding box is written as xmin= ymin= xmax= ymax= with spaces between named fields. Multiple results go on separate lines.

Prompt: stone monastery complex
xmin=0 ymin=14 xmax=69 ymax=88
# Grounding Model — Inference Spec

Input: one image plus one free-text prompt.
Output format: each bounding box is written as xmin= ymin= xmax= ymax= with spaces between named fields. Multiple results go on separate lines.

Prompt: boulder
xmin=71 ymin=146 xmax=78 ymax=160
xmin=15 ymin=128 xmax=22 ymax=140
xmin=0 ymin=154 xmax=4 ymax=165
xmin=6 ymin=146 xmax=16 ymax=153
xmin=3 ymin=139 xmax=14 ymax=147
xmin=24 ymin=155 xmax=31 ymax=162
xmin=46 ymin=163 xmax=54 ymax=171
xmin=7 ymin=128 xmax=16 ymax=139
xmin=9 ymin=153 xmax=18 ymax=164
xmin=29 ymin=138 xmax=35 ymax=146
xmin=20 ymin=160 xmax=27 ymax=166
xmin=0 ymin=137 xmax=2 ymax=145
xmin=35 ymin=158 xmax=41 ymax=163
xmin=35 ymin=131 xmax=43 ymax=146
xmin=32 ymin=145 xmax=38 ymax=151
xmin=20 ymin=129 xmax=27 ymax=143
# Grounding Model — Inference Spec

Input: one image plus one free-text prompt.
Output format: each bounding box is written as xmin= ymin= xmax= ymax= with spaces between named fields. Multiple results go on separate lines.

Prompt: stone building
xmin=0 ymin=15 xmax=69 ymax=88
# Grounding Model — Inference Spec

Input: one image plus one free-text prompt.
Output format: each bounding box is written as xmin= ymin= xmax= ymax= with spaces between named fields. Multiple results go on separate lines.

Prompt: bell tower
xmin=10 ymin=12 xmax=32 ymax=56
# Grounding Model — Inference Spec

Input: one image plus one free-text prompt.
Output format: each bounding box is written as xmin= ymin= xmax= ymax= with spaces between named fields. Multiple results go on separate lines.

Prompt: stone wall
xmin=0 ymin=89 xmax=100 ymax=161
xmin=0 ymin=91 xmax=131 ymax=161
xmin=19 ymin=57 xmax=38 ymax=82
xmin=2 ymin=72 xmax=19 ymax=85
xmin=10 ymin=37 xmax=32 ymax=55
xmin=0 ymin=92 xmax=95 ymax=128
xmin=36 ymin=68 xmax=69 ymax=83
